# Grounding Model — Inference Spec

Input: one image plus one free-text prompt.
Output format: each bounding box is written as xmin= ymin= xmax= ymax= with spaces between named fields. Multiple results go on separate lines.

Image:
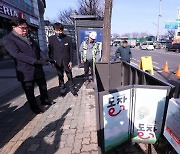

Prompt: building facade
xmin=175 ymin=8 xmax=180 ymax=39
xmin=0 ymin=0 xmax=47 ymax=60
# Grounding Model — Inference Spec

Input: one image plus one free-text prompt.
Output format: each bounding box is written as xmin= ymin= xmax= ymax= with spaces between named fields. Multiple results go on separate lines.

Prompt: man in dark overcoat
xmin=3 ymin=18 xmax=55 ymax=114
xmin=48 ymin=23 xmax=77 ymax=96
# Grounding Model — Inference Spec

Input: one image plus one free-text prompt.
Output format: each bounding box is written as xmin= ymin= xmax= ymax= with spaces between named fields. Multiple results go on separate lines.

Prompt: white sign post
xmin=102 ymin=86 xmax=168 ymax=153
xmin=103 ymin=89 xmax=131 ymax=152
xmin=132 ymin=88 xmax=168 ymax=144
xmin=164 ymin=98 xmax=180 ymax=153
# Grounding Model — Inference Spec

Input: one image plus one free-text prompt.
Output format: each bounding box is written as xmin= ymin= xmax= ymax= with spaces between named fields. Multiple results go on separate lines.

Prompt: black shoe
xmin=41 ymin=100 xmax=56 ymax=105
xmin=72 ymin=91 xmax=78 ymax=96
xmin=60 ymin=87 xmax=66 ymax=96
xmin=70 ymin=88 xmax=78 ymax=97
xmin=31 ymin=107 xmax=44 ymax=114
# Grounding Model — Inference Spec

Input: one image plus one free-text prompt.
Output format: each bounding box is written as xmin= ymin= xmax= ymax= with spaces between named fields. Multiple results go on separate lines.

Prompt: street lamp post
xmin=157 ymin=0 xmax=162 ymax=41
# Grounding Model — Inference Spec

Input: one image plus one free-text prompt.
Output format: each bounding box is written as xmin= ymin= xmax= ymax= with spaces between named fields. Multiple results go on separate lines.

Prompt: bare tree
xmin=132 ymin=32 xmax=139 ymax=38
xmin=58 ymin=8 xmax=77 ymax=24
xmin=57 ymin=0 xmax=104 ymax=24
xmin=78 ymin=0 xmax=104 ymax=18
xmin=112 ymin=33 xmax=120 ymax=40
xmin=166 ymin=30 xmax=175 ymax=38
xmin=139 ymin=32 xmax=148 ymax=38
xmin=121 ymin=33 xmax=131 ymax=38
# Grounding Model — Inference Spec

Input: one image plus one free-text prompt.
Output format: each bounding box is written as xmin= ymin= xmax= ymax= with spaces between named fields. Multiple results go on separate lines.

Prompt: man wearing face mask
xmin=115 ymin=40 xmax=132 ymax=63
xmin=3 ymin=18 xmax=55 ymax=114
xmin=48 ymin=23 xmax=77 ymax=96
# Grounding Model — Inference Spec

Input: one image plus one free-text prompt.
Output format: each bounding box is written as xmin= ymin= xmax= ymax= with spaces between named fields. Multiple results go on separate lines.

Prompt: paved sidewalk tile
xmin=0 ymin=67 xmax=98 ymax=154
xmin=0 ymin=66 xmax=152 ymax=154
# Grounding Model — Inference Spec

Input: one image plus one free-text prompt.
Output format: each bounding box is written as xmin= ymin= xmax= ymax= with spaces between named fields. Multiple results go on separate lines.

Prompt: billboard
xmin=78 ymin=28 xmax=103 ymax=45
xmin=77 ymin=28 xmax=103 ymax=65
xmin=165 ymin=22 xmax=178 ymax=29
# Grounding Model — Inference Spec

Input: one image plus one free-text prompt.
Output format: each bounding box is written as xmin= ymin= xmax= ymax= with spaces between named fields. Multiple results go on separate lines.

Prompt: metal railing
xmin=95 ymin=61 xmax=176 ymax=97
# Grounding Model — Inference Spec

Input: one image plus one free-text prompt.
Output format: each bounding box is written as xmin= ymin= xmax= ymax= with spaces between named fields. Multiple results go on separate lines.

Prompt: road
xmin=111 ymin=46 xmax=180 ymax=97
xmin=131 ymin=47 xmax=180 ymax=74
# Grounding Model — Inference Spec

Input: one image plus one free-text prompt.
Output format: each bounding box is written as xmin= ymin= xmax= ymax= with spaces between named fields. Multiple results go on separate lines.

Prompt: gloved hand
xmin=35 ymin=59 xmax=48 ymax=65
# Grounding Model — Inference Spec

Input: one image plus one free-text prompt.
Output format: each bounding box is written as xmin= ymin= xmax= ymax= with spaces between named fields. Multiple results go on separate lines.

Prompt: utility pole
xmin=157 ymin=0 xmax=162 ymax=41
xmin=101 ymin=0 xmax=113 ymax=62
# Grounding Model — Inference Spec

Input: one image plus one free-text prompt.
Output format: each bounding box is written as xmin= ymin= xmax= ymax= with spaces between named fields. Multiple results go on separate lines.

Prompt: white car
xmin=140 ymin=42 xmax=154 ymax=50
xmin=140 ymin=42 xmax=147 ymax=50
xmin=146 ymin=41 xmax=154 ymax=50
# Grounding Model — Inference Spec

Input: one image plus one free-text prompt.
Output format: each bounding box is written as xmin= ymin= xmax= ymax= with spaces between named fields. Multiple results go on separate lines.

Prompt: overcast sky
xmin=44 ymin=0 xmax=180 ymax=35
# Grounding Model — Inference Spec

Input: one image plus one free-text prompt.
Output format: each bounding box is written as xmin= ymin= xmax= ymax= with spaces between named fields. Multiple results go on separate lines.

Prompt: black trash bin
xmin=94 ymin=61 xmax=175 ymax=153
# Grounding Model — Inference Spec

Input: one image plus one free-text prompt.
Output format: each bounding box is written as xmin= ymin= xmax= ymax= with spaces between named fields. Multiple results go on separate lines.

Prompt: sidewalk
xmin=0 ymin=66 xmax=99 ymax=154
xmin=0 ymin=64 xmax=162 ymax=154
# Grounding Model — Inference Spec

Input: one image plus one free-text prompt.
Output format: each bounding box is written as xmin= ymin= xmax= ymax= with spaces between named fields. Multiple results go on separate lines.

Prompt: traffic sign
xmin=165 ymin=22 xmax=178 ymax=29
xmin=139 ymin=56 xmax=154 ymax=75
xmin=176 ymin=19 xmax=180 ymax=23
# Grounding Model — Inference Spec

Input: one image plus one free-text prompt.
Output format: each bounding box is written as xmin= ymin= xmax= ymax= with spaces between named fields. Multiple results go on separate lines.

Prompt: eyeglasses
xmin=18 ymin=26 xmax=28 ymax=31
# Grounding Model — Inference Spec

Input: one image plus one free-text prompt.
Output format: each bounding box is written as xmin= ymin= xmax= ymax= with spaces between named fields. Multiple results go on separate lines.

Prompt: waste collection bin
xmin=94 ymin=61 xmax=175 ymax=153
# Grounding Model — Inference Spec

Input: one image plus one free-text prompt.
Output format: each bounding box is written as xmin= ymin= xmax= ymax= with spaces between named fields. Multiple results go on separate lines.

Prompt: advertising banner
xmin=78 ymin=28 xmax=103 ymax=45
xmin=164 ymin=98 xmax=180 ymax=154
xmin=132 ymin=88 xmax=168 ymax=144
xmin=103 ymin=89 xmax=131 ymax=152
xmin=77 ymin=28 xmax=103 ymax=64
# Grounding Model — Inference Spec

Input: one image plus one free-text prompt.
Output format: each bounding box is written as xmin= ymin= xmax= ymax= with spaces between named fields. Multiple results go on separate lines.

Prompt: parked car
xmin=140 ymin=42 xmax=147 ymax=50
xmin=127 ymin=40 xmax=136 ymax=48
xmin=153 ymin=42 xmax=161 ymax=49
xmin=166 ymin=43 xmax=180 ymax=53
xmin=113 ymin=40 xmax=121 ymax=46
xmin=140 ymin=41 xmax=154 ymax=50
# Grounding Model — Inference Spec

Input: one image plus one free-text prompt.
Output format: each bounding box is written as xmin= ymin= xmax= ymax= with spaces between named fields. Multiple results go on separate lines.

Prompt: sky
xmin=44 ymin=0 xmax=180 ymax=35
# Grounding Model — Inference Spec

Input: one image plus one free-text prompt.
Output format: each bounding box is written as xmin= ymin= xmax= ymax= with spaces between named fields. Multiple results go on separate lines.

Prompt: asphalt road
xmin=111 ymin=46 xmax=180 ymax=97
xmin=130 ymin=47 xmax=180 ymax=74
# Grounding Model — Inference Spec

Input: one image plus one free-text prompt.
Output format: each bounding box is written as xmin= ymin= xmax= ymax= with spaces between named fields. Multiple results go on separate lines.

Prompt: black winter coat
xmin=48 ymin=34 xmax=73 ymax=66
xmin=3 ymin=32 xmax=46 ymax=81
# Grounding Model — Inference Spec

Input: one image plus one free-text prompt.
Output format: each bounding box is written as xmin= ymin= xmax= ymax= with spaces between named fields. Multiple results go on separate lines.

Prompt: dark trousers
xmin=21 ymin=77 xmax=49 ymax=109
xmin=56 ymin=62 xmax=73 ymax=87
xmin=84 ymin=60 xmax=93 ymax=80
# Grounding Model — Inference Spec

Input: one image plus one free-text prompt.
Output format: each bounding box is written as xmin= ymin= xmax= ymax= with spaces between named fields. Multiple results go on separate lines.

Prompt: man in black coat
xmin=3 ymin=18 xmax=55 ymax=114
xmin=48 ymin=23 xmax=77 ymax=96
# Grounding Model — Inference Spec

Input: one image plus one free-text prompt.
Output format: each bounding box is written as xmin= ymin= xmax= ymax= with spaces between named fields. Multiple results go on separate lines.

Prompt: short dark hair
xmin=122 ymin=40 xmax=128 ymax=44
xmin=53 ymin=23 xmax=64 ymax=31
xmin=10 ymin=18 xmax=28 ymax=27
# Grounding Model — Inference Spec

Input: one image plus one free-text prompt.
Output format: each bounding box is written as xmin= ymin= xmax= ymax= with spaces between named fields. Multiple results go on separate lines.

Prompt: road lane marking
xmin=131 ymin=62 xmax=139 ymax=67
xmin=132 ymin=57 xmax=159 ymax=65
xmin=153 ymin=61 xmax=158 ymax=64
xmin=148 ymin=51 xmax=180 ymax=56
xmin=153 ymin=65 xmax=161 ymax=69
xmin=131 ymin=61 xmax=161 ymax=70
xmin=132 ymin=58 xmax=140 ymax=62
xmin=156 ymin=70 xmax=163 ymax=72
